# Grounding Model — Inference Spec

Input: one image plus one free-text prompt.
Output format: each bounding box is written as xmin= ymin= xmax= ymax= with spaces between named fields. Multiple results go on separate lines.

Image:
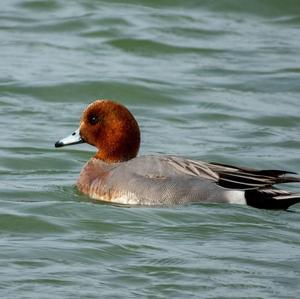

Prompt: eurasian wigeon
xmin=55 ymin=99 xmax=300 ymax=209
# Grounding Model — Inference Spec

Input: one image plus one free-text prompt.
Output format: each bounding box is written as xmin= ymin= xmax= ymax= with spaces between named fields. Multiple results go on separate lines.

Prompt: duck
xmin=55 ymin=99 xmax=300 ymax=209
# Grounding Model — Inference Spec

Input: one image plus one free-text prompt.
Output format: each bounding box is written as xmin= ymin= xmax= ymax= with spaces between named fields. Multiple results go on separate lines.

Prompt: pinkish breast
xmin=77 ymin=158 xmax=110 ymax=196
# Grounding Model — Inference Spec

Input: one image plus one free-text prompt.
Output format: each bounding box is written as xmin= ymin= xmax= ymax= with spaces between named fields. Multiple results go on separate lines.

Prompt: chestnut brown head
xmin=55 ymin=99 xmax=140 ymax=163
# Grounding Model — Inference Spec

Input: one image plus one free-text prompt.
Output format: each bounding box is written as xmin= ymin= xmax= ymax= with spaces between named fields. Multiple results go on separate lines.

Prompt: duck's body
xmin=55 ymin=99 xmax=300 ymax=209
xmin=77 ymin=155 xmax=245 ymax=206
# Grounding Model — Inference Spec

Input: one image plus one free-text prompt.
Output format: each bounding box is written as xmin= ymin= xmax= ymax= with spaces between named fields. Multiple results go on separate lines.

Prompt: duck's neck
xmin=94 ymin=151 xmax=126 ymax=163
xmin=94 ymin=147 xmax=139 ymax=163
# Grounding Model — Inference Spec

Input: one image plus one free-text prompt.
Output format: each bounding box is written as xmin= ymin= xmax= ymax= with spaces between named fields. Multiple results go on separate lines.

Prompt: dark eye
xmin=89 ymin=115 xmax=99 ymax=125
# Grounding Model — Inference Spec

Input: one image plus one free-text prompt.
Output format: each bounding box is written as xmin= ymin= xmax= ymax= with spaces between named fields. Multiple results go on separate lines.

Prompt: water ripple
xmin=1 ymin=1 xmax=300 ymax=298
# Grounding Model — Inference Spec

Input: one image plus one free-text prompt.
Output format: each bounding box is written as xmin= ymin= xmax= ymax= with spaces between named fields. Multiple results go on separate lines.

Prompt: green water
xmin=1 ymin=0 xmax=300 ymax=298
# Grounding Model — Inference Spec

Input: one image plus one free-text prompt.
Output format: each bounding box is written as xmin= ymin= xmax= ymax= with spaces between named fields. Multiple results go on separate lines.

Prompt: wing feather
xmin=165 ymin=156 xmax=300 ymax=190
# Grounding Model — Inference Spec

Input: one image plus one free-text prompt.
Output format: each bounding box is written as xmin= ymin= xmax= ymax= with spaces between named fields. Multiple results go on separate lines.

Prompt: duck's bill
xmin=55 ymin=128 xmax=85 ymax=148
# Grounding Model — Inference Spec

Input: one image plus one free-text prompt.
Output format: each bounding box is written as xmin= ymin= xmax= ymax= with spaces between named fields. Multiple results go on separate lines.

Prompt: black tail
xmin=245 ymin=189 xmax=300 ymax=210
xmin=208 ymin=162 xmax=300 ymax=209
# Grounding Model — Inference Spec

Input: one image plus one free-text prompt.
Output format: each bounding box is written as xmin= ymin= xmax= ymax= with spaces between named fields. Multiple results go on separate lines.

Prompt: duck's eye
xmin=89 ymin=115 xmax=99 ymax=125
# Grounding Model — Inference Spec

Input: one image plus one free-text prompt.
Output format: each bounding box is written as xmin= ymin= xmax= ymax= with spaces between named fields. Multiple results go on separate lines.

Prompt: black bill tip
xmin=55 ymin=141 xmax=64 ymax=148
xmin=54 ymin=139 xmax=85 ymax=148
xmin=54 ymin=128 xmax=85 ymax=148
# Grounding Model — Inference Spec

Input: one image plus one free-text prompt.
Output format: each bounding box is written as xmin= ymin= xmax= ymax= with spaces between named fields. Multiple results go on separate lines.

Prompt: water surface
xmin=1 ymin=0 xmax=300 ymax=298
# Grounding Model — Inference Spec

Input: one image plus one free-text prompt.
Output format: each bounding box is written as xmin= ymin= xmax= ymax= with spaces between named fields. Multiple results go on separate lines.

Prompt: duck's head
xmin=55 ymin=100 xmax=140 ymax=163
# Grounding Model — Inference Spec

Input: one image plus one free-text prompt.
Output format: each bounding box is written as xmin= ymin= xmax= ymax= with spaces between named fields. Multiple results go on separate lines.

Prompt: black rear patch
xmin=245 ymin=189 xmax=300 ymax=210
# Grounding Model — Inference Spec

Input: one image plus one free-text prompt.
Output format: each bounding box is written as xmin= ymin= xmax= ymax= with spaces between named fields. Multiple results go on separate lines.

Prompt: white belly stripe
xmin=225 ymin=190 xmax=246 ymax=205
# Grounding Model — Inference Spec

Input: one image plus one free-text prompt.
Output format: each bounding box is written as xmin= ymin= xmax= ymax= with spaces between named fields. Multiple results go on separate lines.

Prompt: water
xmin=1 ymin=0 xmax=300 ymax=298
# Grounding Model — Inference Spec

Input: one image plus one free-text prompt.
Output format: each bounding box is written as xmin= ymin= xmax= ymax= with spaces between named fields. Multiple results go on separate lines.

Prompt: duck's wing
xmin=208 ymin=161 xmax=300 ymax=189
xmin=164 ymin=156 xmax=219 ymax=180
xmin=165 ymin=156 xmax=300 ymax=189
